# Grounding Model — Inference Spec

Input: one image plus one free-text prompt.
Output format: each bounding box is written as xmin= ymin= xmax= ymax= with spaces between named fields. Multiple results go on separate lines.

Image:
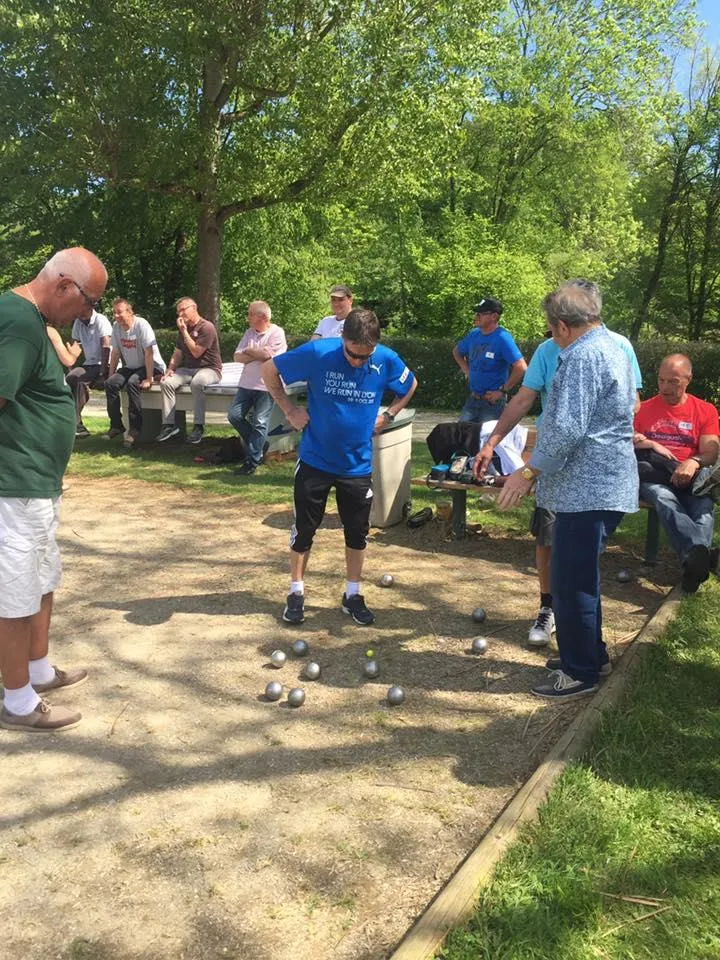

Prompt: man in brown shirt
xmin=156 ymin=297 xmax=222 ymax=444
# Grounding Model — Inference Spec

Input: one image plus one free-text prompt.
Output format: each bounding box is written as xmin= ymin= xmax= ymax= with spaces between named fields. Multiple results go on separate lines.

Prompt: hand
xmin=496 ymin=468 xmax=535 ymax=510
xmin=176 ymin=317 xmax=186 ymax=332
xmin=373 ymin=413 xmax=387 ymax=435
xmin=286 ymin=405 xmax=309 ymax=431
xmin=473 ymin=445 xmax=494 ymax=480
xmin=671 ymin=458 xmax=701 ymax=489
xmin=258 ymin=347 xmax=273 ymax=360
xmin=139 ymin=379 xmax=152 ymax=391
xmin=484 ymin=389 xmax=505 ymax=404
xmin=67 ymin=341 xmax=82 ymax=361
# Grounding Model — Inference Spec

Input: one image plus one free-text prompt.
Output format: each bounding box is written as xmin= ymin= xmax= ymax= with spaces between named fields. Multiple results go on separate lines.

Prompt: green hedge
xmin=70 ymin=325 xmax=720 ymax=410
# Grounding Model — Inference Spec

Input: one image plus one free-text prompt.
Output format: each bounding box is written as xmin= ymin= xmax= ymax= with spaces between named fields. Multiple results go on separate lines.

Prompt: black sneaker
xmin=681 ymin=544 xmax=711 ymax=593
xmin=545 ymin=656 xmax=612 ymax=677
xmin=235 ymin=461 xmax=257 ymax=476
xmin=75 ymin=424 xmax=91 ymax=439
xmin=283 ymin=592 xmax=305 ymax=624
xmin=156 ymin=424 xmax=180 ymax=442
xmin=531 ymin=670 xmax=598 ymax=700
xmin=341 ymin=593 xmax=376 ymax=625
xmin=103 ymin=427 xmax=125 ymax=440
xmin=187 ymin=425 xmax=204 ymax=444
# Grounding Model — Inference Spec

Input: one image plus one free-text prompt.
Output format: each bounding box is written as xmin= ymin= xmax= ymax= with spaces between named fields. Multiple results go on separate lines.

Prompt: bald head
xmin=658 ymin=353 xmax=693 ymax=406
xmin=29 ymin=247 xmax=108 ymax=326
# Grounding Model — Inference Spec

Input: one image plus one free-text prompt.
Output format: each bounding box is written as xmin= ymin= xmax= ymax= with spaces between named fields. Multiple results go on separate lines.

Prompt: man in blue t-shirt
xmin=452 ymin=297 xmax=527 ymax=425
xmin=263 ymin=308 xmax=417 ymax=626
xmin=473 ymin=279 xmax=642 ymax=651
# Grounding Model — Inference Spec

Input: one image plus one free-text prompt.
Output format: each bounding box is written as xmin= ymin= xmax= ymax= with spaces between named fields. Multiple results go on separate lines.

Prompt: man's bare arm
xmin=452 ymin=346 xmax=469 ymax=379
xmin=262 ymin=360 xmax=309 ymax=431
xmin=474 ymin=386 xmax=538 ymax=479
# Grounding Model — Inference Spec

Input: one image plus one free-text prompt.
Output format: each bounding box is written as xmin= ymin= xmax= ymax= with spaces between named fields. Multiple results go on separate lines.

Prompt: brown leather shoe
xmin=0 ymin=700 xmax=81 ymax=732
xmin=33 ymin=666 xmax=88 ymax=694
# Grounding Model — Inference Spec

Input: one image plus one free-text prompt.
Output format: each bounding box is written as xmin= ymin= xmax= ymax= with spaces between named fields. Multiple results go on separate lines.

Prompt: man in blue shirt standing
xmin=452 ymin=297 xmax=527 ymax=425
xmin=496 ymin=282 xmax=638 ymax=701
xmin=474 ymin=280 xmax=642 ymax=649
xmin=262 ymin=309 xmax=417 ymax=626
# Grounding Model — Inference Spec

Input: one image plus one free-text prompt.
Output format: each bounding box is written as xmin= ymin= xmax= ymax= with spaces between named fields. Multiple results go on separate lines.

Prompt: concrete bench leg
xmin=644 ymin=509 xmax=660 ymax=565
xmin=451 ymin=489 xmax=467 ymax=540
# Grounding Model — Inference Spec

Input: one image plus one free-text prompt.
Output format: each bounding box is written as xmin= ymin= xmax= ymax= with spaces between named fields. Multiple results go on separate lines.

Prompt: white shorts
xmin=0 ymin=497 xmax=62 ymax=618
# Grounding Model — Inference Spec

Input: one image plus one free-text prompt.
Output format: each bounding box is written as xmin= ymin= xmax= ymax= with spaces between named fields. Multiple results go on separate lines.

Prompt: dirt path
xmin=0 ymin=478 xmax=675 ymax=960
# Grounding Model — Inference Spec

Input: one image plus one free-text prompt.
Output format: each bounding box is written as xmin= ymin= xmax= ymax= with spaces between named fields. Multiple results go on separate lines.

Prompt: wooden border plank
xmin=388 ymin=586 xmax=682 ymax=960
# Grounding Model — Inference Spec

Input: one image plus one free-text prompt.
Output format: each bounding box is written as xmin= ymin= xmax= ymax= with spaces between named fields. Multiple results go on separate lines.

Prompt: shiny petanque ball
xmin=304 ymin=661 xmax=321 ymax=681
xmin=472 ymin=607 xmax=487 ymax=624
xmin=363 ymin=659 xmax=380 ymax=679
xmin=379 ymin=573 xmax=395 ymax=588
xmin=386 ymin=685 xmax=405 ymax=706
xmin=287 ymin=687 xmax=306 ymax=708
xmin=291 ymin=639 xmax=309 ymax=657
xmin=616 ymin=569 xmax=633 ymax=583
xmin=270 ymin=649 xmax=287 ymax=668
xmin=471 ymin=636 xmax=489 ymax=655
xmin=264 ymin=680 xmax=283 ymax=701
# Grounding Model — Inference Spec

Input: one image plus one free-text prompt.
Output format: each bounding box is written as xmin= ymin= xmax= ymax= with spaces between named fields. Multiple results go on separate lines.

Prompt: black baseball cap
xmin=473 ymin=297 xmax=503 ymax=315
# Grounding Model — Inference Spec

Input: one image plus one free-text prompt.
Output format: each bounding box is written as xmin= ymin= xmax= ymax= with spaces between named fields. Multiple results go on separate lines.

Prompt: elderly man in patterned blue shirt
xmin=497 ymin=282 xmax=638 ymax=701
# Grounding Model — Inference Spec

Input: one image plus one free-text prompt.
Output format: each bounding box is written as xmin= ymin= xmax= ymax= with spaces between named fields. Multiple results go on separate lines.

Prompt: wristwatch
xmin=521 ymin=467 xmax=536 ymax=481
xmin=382 ymin=410 xmax=396 ymax=422
xmin=691 ymin=455 xmax=703 ymax=466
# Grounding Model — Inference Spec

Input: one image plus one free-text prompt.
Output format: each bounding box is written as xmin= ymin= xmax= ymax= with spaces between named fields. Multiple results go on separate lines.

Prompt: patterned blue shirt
xmin=528 ymin=326 xmax=639 ymax=514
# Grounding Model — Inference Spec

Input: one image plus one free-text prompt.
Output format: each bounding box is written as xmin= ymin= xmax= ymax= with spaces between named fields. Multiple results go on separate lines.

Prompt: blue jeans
xmin=639 ymin=480 xmax=714 ymax=563
xmin=459 ymin=395 xmax=506 ymax=425
xmin=227 ymin=387 xmax=275 ymax=466
xmin=552 ymin=510 xmax=624 ymax=684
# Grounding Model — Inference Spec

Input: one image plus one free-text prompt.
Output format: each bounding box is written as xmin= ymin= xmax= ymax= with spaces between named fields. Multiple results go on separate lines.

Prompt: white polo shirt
xmin=71 ymin=310 xmax=113 ymax=365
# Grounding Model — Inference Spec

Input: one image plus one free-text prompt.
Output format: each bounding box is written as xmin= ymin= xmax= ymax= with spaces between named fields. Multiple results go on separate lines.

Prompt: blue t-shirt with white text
xmin=456 ymin=326 xmax=523 ymax=394
xmin=273 ymin=339 xmax=415 ymax=476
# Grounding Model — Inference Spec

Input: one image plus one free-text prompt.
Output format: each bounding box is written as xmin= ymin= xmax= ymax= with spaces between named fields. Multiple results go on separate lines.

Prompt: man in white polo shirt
xmin=310 ymin=284 xmax=353 ymax=340
xmin=66 ymin=307 xmax=113 ymax=439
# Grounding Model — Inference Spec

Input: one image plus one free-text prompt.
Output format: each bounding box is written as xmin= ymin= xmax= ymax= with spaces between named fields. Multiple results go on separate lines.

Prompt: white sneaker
xmin=528 ymin=606 xmax=555 ymax=647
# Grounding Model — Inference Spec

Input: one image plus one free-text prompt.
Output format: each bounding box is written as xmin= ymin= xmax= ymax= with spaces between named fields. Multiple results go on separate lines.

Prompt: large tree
xmin=1 ymin=0 xmax=493 ymax=324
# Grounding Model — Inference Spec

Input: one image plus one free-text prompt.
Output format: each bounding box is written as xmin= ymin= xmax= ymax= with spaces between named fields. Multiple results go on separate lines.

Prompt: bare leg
xmin=536 ymin=544 xmax=552 ymax=594
xmin=290 ymin=550 xmax=310 ymax=582
xmin=0 ymin=616 xmax=32 ymax=690
xmin=345 ymin=547 xmax=365 ymax=582
xmin=29 ymin=592 xmax=53 ymax=660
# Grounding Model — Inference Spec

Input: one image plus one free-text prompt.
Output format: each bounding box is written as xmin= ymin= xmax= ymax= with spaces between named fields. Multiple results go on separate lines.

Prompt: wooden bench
xmin=411 ymin=475 xmax=661 ymax=565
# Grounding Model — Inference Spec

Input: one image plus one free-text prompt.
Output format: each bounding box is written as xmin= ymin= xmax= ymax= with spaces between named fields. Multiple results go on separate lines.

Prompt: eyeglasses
xmin=343 ymin=342 xmax=375 ymax=362
xmin=60 ymin=273 xmax=100 ymax=311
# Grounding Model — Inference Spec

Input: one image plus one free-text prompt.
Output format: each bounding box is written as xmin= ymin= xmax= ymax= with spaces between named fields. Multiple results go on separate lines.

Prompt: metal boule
xmin=291 ymin=639 xmax=309 ymax=657
xmin=270 ymin=649 xmax=287 ymax=668
xmin=616 ymin=569 xmax=632 ymax=583
xmin=287 ymin=687 xmax=306 ymax=707
xmin=264 ymin=681 xmax=283 ymax=701
xmin=379 ymin=574 xmax=394 ymax=588
xmin=387 ymin=685 xmax=405 ymax=706
xmin=472 ymin=607 xmax=487 ymax=623
xmin=363 ymin=659 xmax=380 ymax=679
xmin=471 ymin=636 xmax=489 ymax=654
xmin=304 ymin=661 xmax=321 ymax=680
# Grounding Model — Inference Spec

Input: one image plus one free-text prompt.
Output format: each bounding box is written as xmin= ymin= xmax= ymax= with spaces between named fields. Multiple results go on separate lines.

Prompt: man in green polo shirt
xmin=0 ymin=247 xmax=107 ymax=732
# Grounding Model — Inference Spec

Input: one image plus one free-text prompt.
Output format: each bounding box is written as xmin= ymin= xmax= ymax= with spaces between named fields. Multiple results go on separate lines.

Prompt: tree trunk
xmin=197 ymin=204 xmax=223 ymax=327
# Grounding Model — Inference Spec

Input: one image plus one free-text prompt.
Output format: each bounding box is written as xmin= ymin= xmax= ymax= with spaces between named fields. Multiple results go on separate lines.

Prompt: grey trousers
xmin=161 ymin=367 xmax=221 ymax=425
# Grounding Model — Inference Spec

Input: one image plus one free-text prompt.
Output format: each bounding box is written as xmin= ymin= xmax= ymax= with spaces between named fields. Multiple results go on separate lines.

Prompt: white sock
xmin=4 ymin=682 xmax=41 ymax=717
xmin=29 ymin=656 xmax=55 ymax=685
xmin=290 ymin=580 xmax=304 ymax=595
xmin=345 ymin=580 xmax=360 ymax=598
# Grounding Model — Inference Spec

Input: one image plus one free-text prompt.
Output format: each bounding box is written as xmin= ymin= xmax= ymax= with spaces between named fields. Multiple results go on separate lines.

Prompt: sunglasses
xmin=60 ymin=273 xmax=101 ymax=311
xmin=343 ymin=342 xmax=375 ymax=362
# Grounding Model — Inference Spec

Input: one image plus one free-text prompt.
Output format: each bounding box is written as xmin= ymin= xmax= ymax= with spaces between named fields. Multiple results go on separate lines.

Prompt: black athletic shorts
xmin=290 ymin=460 xmax=373 ymax=553
xmin=529 ymin=505 xmax=555 ymax=546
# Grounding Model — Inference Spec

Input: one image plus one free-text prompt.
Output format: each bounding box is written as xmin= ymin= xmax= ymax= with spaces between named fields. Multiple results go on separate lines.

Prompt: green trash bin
xmin=370 ymin=407 xmax=415 ymax=528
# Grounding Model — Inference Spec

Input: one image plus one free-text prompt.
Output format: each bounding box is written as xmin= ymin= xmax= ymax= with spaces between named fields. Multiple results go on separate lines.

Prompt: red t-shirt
xmin=634 ymin=394 xmax=719 ymax=461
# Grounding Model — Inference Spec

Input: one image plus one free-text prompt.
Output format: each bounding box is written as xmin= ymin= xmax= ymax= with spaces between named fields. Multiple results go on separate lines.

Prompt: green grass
xmin=68 ymin=415 xmax=651 ymax=545
xmin=438 ymin=586 xmax=720 ymax=960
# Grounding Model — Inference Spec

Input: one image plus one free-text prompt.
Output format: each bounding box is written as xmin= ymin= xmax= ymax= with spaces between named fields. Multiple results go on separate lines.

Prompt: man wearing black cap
xmin=311 ymin=285 xmax=353 ymax=340
xmin=452 ymin=297 xmax=526 ymax=425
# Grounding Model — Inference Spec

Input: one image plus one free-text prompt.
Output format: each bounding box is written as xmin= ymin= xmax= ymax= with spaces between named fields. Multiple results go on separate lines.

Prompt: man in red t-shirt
xmin=634 ymin=353 xmax=719 ymax=592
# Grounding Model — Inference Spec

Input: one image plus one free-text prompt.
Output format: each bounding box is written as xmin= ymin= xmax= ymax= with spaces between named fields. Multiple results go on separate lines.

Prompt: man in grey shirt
xmin=66 ymin=308 xmax=112 ymax=439
xmin=104 ymin=298 xmax=165 ymax=448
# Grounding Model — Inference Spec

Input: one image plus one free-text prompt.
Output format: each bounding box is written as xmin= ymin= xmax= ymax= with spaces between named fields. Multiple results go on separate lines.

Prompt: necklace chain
xmin=24 ymin=284 xmax=42 ymax=316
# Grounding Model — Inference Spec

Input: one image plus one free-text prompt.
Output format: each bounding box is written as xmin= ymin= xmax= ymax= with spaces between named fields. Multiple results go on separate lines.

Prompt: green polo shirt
xmin=0 ymin=291 xmax=75 ymax=497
